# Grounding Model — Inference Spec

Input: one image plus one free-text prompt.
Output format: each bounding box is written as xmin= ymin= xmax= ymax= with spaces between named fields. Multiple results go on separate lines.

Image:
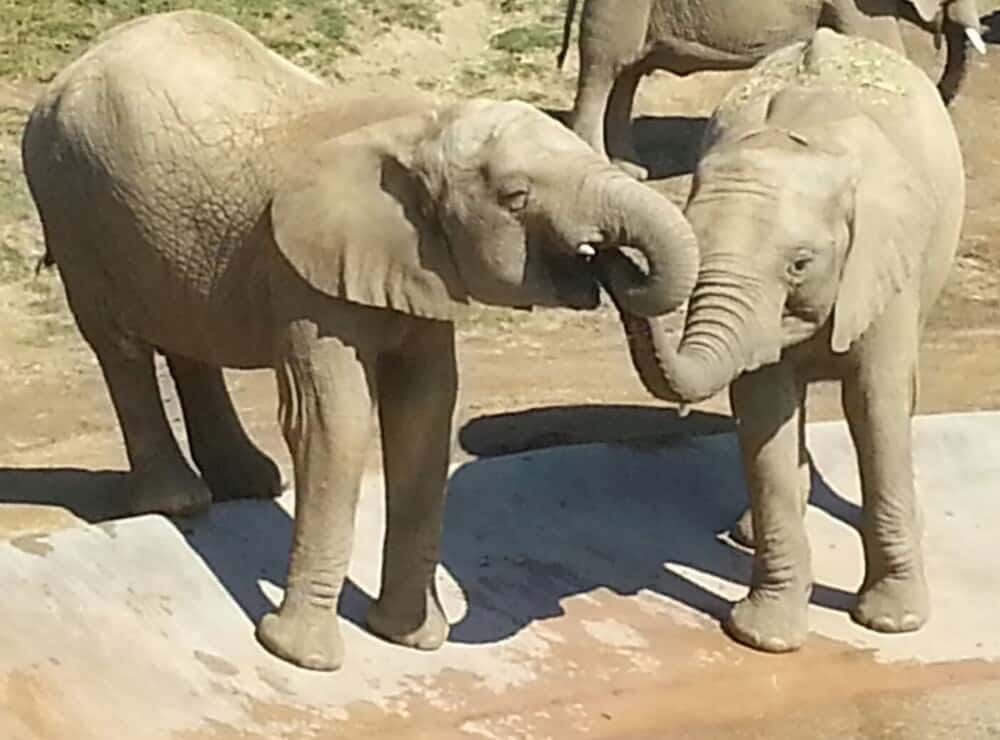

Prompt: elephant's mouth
xmin=551 ymin=249 xmax=602 ymax=310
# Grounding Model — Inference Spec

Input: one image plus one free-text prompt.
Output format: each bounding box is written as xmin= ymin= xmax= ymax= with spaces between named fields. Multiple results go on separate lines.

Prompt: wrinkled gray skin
xmin=22 ymin=10 xmax=699 ymax=671
xmin=599 ymin=30 xmax=964 ymax=653
xmin=559 ymin=0 xmax=984 ymax=176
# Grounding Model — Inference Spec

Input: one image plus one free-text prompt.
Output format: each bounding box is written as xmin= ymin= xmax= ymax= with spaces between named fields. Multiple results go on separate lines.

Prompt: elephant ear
xmin=270 ymin=136 xmax=466 ymax=321
xmin=902 ymin=0 xmax=944 ymax=22
xmin=830 ymin=118 xmax=937 ymax=353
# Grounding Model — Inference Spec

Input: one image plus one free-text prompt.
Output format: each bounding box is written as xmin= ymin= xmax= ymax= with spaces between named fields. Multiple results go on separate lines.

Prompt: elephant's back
xmin=21 ymin=10 xmax=332 ymax=366
xmin=25 ymin=10 xmax=328 ymax=186
xmin=704 ymin=29 xmax=963 ymax=183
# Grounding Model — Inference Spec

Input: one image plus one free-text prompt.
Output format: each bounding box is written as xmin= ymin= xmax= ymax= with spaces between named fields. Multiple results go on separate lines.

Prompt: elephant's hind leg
xmin=257 ymin=318 xmax=377 ymax=671
xmin=88 ymin=333 xmax=211 ymax=516
xmin=366 ymin=320 xmax=457 ymax=652
xmin=167 ymin=355 xmax=283 ymax=501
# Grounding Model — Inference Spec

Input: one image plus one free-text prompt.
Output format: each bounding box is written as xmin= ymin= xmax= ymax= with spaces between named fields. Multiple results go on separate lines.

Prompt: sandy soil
xmin=1 ymin=11 xmax=998 ymax=475
xmin=0 ymin=6 xmax=999 ymax=739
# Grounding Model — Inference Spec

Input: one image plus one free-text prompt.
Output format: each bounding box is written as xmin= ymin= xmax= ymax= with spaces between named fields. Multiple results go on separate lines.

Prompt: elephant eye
xmin=788 ymin=252 xmax=813 ymax=280
xmin=499 ymin=188 xmax=529 ymax=212
xmin=496 ymin=175 xmax=530 ymax=212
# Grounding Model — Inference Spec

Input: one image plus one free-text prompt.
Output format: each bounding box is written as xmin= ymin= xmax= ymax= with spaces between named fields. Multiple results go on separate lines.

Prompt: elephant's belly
xmin=649 ymin=0 xmax=821 ymax=68
xmin=129 ymin=294 xmax=276 ymax=370
xmin=108 ymin=242 xmax=280 ymax=370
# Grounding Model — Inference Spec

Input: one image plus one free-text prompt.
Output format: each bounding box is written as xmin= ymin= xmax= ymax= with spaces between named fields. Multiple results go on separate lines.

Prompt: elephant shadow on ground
xmin=444 ymin=404 xmax=862 ymax=645
xmin=0 ymin=467 xmax=373 ymax=630
xmin=543 ymin=107 xmax=709 ymax=181
xmin=0 ymin=403 xmax=862 ymax=648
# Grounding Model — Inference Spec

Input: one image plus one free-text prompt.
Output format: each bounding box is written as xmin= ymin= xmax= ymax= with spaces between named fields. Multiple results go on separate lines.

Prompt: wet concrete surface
xmin=1 ymin=413 xmax=999 ymax=739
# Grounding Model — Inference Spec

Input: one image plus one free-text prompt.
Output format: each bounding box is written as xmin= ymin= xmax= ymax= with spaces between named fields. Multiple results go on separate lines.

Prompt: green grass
xmin=489 ymin=22 xmax=561 ymax=54
xmin=0 ymin=0 xmax=368 ymax=82
xmin=360 ymin=0 xmax=443 ymax=33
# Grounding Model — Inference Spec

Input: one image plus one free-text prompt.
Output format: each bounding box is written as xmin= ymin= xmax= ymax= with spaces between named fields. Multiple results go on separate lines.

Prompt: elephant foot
xmin=257 ymin=606 xmax=344 ymax=671
xmin=724 ymin=586 xmax=810 ymax=653
xmin=199 ymin=445 xmax=284 ymax=502
xmin=367 ymin=594 xmax=449 ymax=651
xmin=129 ymin=457 xmax=212 ymax=517
xmin=729 ymin=508 xmax=756 ymax=548
xmin=851 ymin=572 xmax=929 ymax=634
xmin=611 ymin=157 xmax=648 ymax=181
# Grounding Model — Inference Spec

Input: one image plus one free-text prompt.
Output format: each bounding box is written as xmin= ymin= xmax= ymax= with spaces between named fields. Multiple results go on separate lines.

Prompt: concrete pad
xmin=1 ymin=412 xmax=999 ymax=739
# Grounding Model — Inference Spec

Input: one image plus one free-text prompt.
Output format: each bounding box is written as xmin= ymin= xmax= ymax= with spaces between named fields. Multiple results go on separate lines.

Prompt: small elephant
xmin=598 ymin=30 xmax=964 ymax=652
xmin=22 ymin=11 xmax=699 ymax=670
xmin=558 ymin=0 xmax=985 ymax=176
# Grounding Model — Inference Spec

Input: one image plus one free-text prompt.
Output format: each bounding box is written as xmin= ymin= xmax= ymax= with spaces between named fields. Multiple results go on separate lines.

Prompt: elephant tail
xmin=556 ymin=0 xmax=579 ymax=68
xmin=34 ymin=248 xmax=55 ymax=276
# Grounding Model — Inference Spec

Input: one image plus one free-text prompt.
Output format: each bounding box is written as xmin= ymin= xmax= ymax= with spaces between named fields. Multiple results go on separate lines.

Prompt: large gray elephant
xmin=558 ymin=0 xmax=985 ymax=175
xmin=598 ymin=29 xmax=964 ymax=652
xmin=21 ymin=11 xmax=698 ymax=671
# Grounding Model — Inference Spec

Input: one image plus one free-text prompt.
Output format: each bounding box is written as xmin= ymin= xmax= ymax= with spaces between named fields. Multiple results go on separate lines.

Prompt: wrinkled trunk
xmin=599 ymin=251 xmax=781 ymax=403
xmin=591 ymin=171 xmax=700 ymax=317
xmin=936 ymin=0 xmax=984 ymax=104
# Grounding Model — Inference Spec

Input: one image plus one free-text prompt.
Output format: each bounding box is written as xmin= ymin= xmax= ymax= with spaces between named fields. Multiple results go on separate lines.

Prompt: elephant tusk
xmin=577 ymin=243 xmax=597 ymax=258
xmin=677 ymin=403 xmax=691 ymax=419
xmin=966 ymin=27 xmax=987 ymax=55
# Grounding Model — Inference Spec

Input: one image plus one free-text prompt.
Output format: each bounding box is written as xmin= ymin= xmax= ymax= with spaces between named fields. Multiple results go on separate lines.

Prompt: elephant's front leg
xmin=570 ymin=0 xmax=651 ymax=159
xmin=842 ymin=334 xmax=928 ymax=633
xmin=725 ymin=364 xmax=812 ymax=653
xmin=367 ymin=320 xmax=457 ymax=651
xmin=730 ymin=394 xmax=811 ymax=548
xmin=257 ymin=320 xmax=376 ymax=671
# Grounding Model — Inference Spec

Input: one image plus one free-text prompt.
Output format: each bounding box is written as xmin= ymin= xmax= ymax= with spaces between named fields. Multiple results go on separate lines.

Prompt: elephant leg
xmin=730 ymin=393 xmax=811 ymax=547
xmin=87 ymin=333 xmax=211 ymax=516
xmin=605 ymin=64 xmax=648 ymax=180
xmin=570 ymin=60 xmax=617 ymax=160
xmin=570 ymin=0 xmax=651 ymax=159
xmin=367 ymin=319 xmax=457 ymax=651
xmin=725 ymin=365 xmax=812 ymax=653
xmin=842 ymin=339 xmax=928 ymax=634
xmin=257 ymin=319 xmax=376 ymax=671
xmin=167 ymin=355 xmax=283 ymax=501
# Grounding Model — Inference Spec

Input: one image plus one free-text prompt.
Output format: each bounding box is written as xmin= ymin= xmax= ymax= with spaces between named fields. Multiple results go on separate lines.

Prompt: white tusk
xmin=966 ymin=27 xmax=987 ymax=55
xmin=577 ymin=243 xmax=597 ymax=258
xmin=677 ymin=403 xmax=691 ymax=419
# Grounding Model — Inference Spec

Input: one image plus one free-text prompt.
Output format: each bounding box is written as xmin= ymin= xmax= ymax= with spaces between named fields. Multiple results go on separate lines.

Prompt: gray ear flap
xmin=904 ymin=0 xmax=944 ymax=22
xmin=830 ymin=125 xmax=936 ymax=353
xmin=270 ymin=139 xmax=465 ymax=321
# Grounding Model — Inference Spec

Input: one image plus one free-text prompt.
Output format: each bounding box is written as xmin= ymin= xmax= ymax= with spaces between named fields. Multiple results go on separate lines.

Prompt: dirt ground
xmin=1 ymin=7 xmax=998 ymax=474
xmin=1 ymin=5 xmax=999 ymax=739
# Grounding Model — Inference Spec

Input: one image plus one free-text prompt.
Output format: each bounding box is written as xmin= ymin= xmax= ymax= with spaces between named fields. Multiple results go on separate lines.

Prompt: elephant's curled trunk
xmin=937 ymin=0 xmax=985 ymax=104
xmin=598 ymin=251 xmax=779 ymax=404
xmin=938 ymin=18 xmax=970 ymax=103
xmin=594 ymin=175 xmax=700 ymax=318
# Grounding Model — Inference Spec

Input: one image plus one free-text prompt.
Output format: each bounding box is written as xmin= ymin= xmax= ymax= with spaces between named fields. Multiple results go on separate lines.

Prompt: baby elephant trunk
xmin=591 ymin=172 xmax=700 ymax=318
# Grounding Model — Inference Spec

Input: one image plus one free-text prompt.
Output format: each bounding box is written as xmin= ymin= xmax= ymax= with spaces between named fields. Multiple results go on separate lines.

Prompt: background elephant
xmin=558 ymin=0 xmax=984 ymax=175
xmin=598 ymin=30 xmax=964 ymax=652
xmin=21 ymin=11 xmax=699 ymax=671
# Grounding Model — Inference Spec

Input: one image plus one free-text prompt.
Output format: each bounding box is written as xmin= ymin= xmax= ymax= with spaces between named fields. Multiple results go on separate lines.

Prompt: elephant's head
xmin=902 ymin=0 xmax=987 ymax=102
xmin=905 ymin=0 xmax=986 ymax=48
xmin=269 ymin=100 xmax=698 ymax=321
xmin=599 ymin=101 xmax=936 ymax=403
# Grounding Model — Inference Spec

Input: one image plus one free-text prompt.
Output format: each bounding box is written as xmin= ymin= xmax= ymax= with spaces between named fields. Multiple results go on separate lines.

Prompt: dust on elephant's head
xmin=270 ymin=100 xmax=701 ymax=323
xmin=686 ymin=114 xmax=934 ymax=360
